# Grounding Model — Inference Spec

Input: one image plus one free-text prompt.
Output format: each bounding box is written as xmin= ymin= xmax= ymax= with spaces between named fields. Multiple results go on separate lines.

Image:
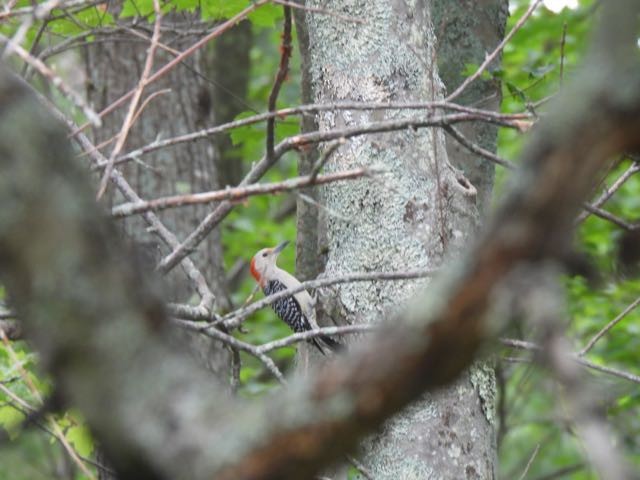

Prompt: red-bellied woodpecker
xmin=250 ymin=241 xmax=340 ymax=354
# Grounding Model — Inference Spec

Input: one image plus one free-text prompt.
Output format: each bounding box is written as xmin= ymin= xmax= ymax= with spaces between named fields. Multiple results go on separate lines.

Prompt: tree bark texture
xmin=83 ymin=13 xmax=234 ymax=391
xmin=297 ymin=1 xmax=495 ymax=478
xmin=432 ymin=0 xmax=509 ymax=213
xmin=84 ymin=12 xmax=230 ymax=312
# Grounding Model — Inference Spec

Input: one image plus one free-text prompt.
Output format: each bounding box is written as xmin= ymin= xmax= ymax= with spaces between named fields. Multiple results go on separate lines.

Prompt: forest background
xmin=0 ymin=0 xmax=639 ymax=479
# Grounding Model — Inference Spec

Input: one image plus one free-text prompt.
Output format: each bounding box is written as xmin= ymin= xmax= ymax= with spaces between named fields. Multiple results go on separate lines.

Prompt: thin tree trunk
xmin=432 ymin=0 xmax=509 ymax=213
xmin=297 ymin=1 xmax=496 ymax=477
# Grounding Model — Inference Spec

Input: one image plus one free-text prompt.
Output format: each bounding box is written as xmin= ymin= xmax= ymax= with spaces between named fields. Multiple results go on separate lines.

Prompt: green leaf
xmin=0 ymin=405 xmax=25 ymax=439
xmin=201 ymin=0 xmax=248 ymax=20
xmin=248 ymin=4 xmax=283 ymax=27
xmin=66 ymin=425 xmax=94 ymax=457
xmin=230 ymin=110 xmax=264 ymax=150
xmin=120 ymin=0 xmax=155 ymax=18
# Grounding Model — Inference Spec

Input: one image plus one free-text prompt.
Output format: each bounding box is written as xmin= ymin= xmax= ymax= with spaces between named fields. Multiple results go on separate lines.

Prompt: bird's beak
xmin=273 ymin=240 xmax=290 ymax=255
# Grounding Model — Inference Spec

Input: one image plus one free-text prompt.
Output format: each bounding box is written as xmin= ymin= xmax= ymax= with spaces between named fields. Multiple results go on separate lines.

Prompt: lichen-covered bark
xmin=298 ymin=0 xmax=494 ymax=477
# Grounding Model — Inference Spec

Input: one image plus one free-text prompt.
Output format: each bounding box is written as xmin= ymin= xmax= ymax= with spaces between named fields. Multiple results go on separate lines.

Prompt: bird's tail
xmin=320 ymin=335 xmax=343 ymax=352
xmin=309 ymin=335 xmax=343 ymax=355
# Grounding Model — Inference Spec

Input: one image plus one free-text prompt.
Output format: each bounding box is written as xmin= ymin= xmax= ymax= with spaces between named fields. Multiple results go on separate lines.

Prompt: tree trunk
xmin=297 ymin=1 xmax=497 ymax=477
xmin=432 ymin=0 xmax=508 ymax=213
xmin=84 ymin=11 xmax=230 ymax=312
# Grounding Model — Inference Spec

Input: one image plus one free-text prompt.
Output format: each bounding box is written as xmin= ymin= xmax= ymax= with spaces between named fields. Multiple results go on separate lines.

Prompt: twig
xmin=297 ymin=192 xmax=352 ymax=222
xmin=518 ymin=444 xmax=540 ymax=480
xmin=446 ymin=0 xmax=543 ymax=102
xmin=100 ymin=101 xmax=530 ymax=170
xmin=443 ymin=125 xmax=516 ymax=169
xmin=579 ymin=295 xmax=640 ymax=356
xmin=111 ymin=167 xmax=371 ymax=218
xmin=79 ymin=88 xmax=172 ymax=161
xmin=174 ymin=319 xmax=286 ymax=384
xmin=266 ymin=5 xmax=292 ymax=161
xmin=0 ymin=380 xmax=35 ymax=412
xmin=70 ymin=0 xmax=270 ymax=137
xmin=501 ymin=338 xmax=640 ymax=384
xmin=532 ymin=464 xmax=584 ymax=480
xmin=256 ymin=325 xmax=374 ymax=354
xmin=576 ymin=161 xmax=640 ymax=224
xmin=0 ymin=34 xmax=101 ymax=126
xmin=543 ymin=326 xmax=631 ymax=478
xmin=166 ymin=303 xmax=221 ymax=322
xmin=581 ymin=204 xmax=636 ymax=230
xmin=230 ymin=348 xmax=241 ymax=395
xmin=346 ymin=455 xmax=375 ymax=480
xmin=309 ymin=138 xmax=346 ymax=181
xmin=95 ymin=0 xmax=162 ymax=200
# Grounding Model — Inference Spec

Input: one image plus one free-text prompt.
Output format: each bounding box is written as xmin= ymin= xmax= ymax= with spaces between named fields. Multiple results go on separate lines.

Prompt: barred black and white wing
xmin=263 ymin=280 xmax=340 ymax=354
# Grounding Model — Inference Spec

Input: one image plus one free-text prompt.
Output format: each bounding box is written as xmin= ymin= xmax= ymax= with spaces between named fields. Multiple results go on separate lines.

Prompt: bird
xmin=249 ymin=241 xmax=341 ymax=354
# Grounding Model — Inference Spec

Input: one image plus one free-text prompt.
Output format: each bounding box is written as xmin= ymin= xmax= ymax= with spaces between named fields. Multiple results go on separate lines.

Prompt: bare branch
xmin=518 ymin=444 xmax=541 ymax=480
xmin=576 ymin=161 xmax=640 ymax=225
xmin=103 ymin=102 xmax=529 ymax=170
xmin=501 ymin=338 xmax=640 ymax=384
xmin=111 ymin=167 xmax=371 ymax=218
xmin=443 ymin=125 xmax=516 ymax=169
xmin=581 ymin=203 xmax=636 ymax=230
xmin=579 ymin=295 xmax=640 ymax=356
xmin=256 ymin=325 xmax=374 ymax=354
xmin=158 ymin=110 xmax=519 ymax=274
xmin=174 ymin=319 xmax=286 ymax=384
xmin=266 ymin=5 xmax=292 ymax=162
xmin=0 ymin=34 xmax=101 ymax=126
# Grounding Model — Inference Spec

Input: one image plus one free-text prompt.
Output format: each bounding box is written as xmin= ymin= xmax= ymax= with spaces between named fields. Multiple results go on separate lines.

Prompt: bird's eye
xmin=262 ymin=252 xmax=267 ymax=257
